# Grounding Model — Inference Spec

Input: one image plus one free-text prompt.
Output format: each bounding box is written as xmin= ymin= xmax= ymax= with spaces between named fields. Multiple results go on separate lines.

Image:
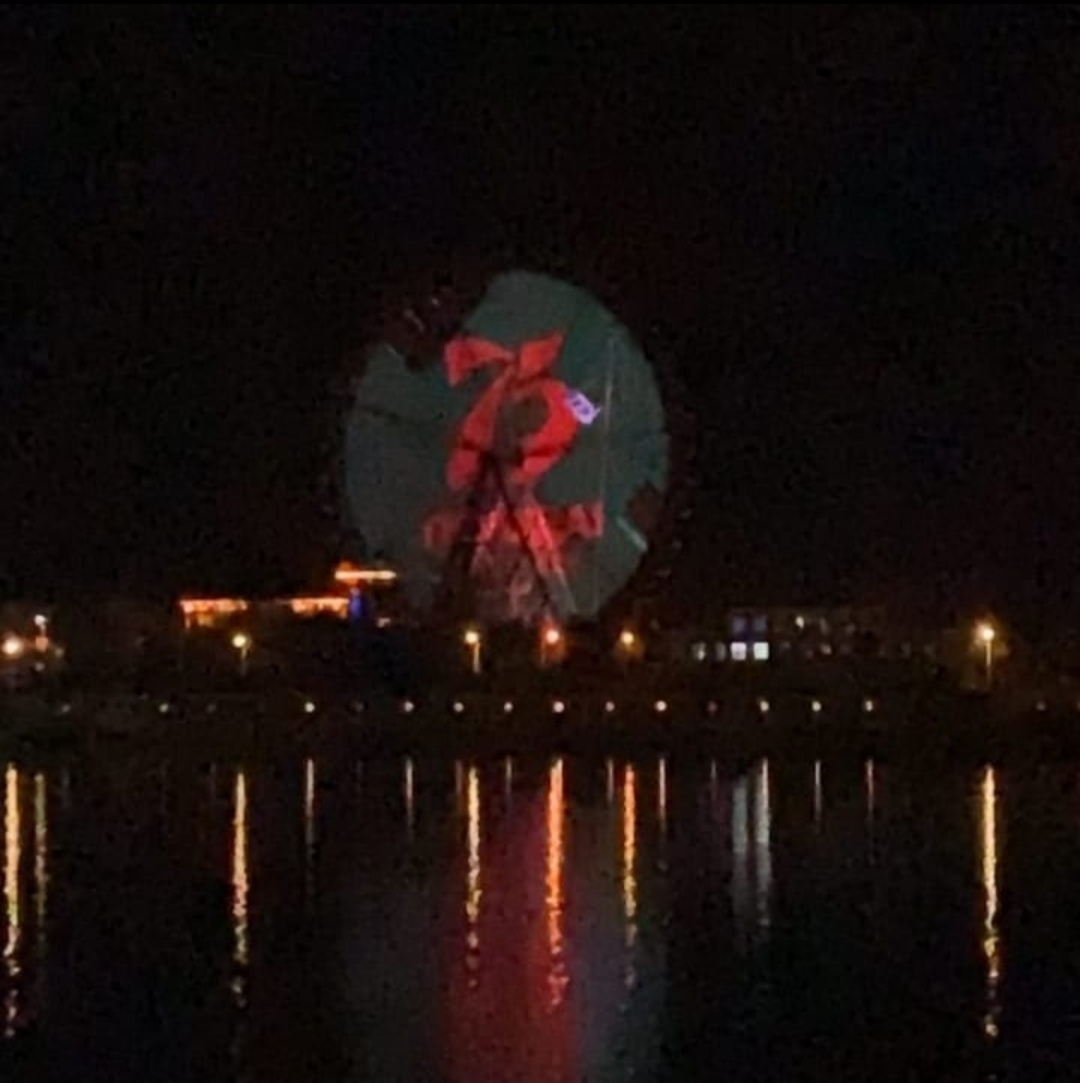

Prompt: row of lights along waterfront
xmin=197 ymin=620 xmax=997 ymax=681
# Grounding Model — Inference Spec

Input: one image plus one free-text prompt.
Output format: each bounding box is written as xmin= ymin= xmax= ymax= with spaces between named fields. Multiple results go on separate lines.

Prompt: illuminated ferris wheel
xmin=343 ymin=269 xmax=671 ymax=627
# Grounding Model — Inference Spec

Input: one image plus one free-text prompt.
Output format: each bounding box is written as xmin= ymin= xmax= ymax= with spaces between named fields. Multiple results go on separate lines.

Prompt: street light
xmin=463 ymin=628 xmax=482 ymax=675
xmin=616 ymin=627 xmax=641 ymax=665
xmin=231 ymin=631 xmax=252 ymax=678
xmin=540 ymin=624 xmax=563 ymax=667
xmin=1 ymin=635 xmax=25 ymax=660
xmin=976 ymin=622 xmax=996 ymax=689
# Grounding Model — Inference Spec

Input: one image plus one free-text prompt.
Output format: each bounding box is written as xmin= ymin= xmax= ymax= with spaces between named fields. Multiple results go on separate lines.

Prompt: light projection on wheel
xmin=344 ymin=270 xmax=669 ymax=625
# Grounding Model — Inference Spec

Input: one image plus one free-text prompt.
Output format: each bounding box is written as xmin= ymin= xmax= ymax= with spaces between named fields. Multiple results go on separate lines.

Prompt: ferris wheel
xmin=343 ymin=269 xmax=671 ymax=627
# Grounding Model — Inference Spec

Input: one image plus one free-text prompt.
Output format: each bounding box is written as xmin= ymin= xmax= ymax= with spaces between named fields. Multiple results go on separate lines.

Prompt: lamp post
xmin=463 ymin=628 xmax=482 ymax=676
xmin=540 ymin=624 xmax=563 ymax=667
xmin=976 ymin=623 xmax=996 ymax=691
xmin=1 ymin=635 xmax=25 ymax=661
xmin=231 ymin=631 xmax=252 ymax=679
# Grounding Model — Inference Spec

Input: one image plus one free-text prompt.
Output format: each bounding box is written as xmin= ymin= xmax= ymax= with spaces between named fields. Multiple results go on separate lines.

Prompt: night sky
xmin=5 ymin=6 xmax=1080 ymax=636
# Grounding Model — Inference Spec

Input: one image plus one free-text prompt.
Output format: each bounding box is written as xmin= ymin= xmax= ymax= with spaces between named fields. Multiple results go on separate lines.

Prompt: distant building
xmin=674 ymin=605 xmax=942 ymax=666
xmin=178 ymin=562 xmax=401 ymax=632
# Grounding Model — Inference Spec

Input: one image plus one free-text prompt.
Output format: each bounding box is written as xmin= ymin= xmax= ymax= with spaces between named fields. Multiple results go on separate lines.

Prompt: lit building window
xmin=730 ymin=642 xmax=748 ymax=662
xmin=691 ymin=641 xmax=707 ymax=663
xmin=752 ymin=642 xmax=770 ymax=662
xmin=714 ymin=642 xmax=727 ymax=662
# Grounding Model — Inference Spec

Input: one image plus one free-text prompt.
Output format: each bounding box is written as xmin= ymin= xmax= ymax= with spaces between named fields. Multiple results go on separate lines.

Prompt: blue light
xmin=348 ymin=589 xmax=367 ymax=622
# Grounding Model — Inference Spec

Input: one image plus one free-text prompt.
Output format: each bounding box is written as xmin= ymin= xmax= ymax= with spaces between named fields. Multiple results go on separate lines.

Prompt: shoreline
xmin=1 ymin=685 xmax=1078 ymax=762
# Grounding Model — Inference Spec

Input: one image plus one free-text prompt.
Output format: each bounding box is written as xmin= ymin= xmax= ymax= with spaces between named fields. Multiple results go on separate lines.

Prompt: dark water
xmin=3 ymin=742 xmax=1080 ymax=1081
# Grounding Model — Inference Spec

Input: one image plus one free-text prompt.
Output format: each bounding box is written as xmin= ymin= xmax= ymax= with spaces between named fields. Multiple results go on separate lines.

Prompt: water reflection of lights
xmin=731 ymin=773 xmax=750 ymax=948
xmin=503 ymin=757 xmax=513 ymax=804
xmin=865 ymin=759 xmax=877 ymax=862
xmin=622 ymin=765 xmax=638 ymax=989
xmin=753 ymin=759 xmax=772 ymax=939
xmin=404 ymin=758 xmax=415 ymax=837
xmin=546 ymin=759 xmax=568 ymax=1008
xmin=980 ymin=767 xmax=1002 ymax=1040
xmin=813 ymin=760 xmax=823 ymax=830
xmin=657 ymin=757 xmax=667 ymax=830
xmin=4 ymin=766 xmax=21 ymax=1036
xmin=33 ymin=774 xmax=46 ymax=972
xmin=605 ymin=758 xmax=614 ymax=807
xmin=232 ymin=771 xmax=249 ymax=1005
xmin=304 ymin=758 xmax=315 ymax=901
xmin=465 ymin=767 xmax=481 ymax=975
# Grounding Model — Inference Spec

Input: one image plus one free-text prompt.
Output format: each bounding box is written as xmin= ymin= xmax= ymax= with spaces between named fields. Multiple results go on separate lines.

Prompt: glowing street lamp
xmin=616 ymin=627 xmax=640 ymax=664
xmin=975 ymin=622 xmax=997 ymax=690
xmin=231 ymin=631 xmax=252 ymax=678
xmin=539 ymin=623 xmax=564 ymax=667
xmin=463 ymin=628 xmax=482 ymax=675
xmin=1 ymin=635 xmax=25 ymax=661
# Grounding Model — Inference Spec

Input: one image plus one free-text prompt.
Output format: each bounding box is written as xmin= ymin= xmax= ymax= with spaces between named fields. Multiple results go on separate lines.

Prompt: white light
xmin=452 ymin=701 xmax=464 ymax=714
xmin=304 ymin=700 xmax=316 ymax=714
xmin=654 ymin=700 xmax=668 ymax=713
xmin=503 ymin=700 xmax=514 ymax=713
xmin=863 ymin=698 xmax=875 ymax=713
xmin=758 ymin=698 xmax=770 ymax=714
xmin=231 ymin=631 xmax=251 ymax=651
xmin=691 ymin=642 xmax=707 ymax=662
xmin=1036 ymin=700 xmax=1047 ymax=713
xmin=1 ymin=635 xmax=25 ymax=660
xmin=752 ymin=642 xmax=770 ymax=662
xmin=159 ymin=702 xmax=171 ymax=715
xmin=604 ymin=700 xmax=616 ymax=713
xmin=795 ymin=615 xmax=806 ymax=630
xmin=552 ymin=700 xmax=566 ymax=714
xmin=811 ymin=699 xmax=822 ymax=714
xmin=58 ymin=703 xmax=71 ymax=716
xmin=402 ymin=699 xmax=415 ymax=713
xmin=707 ymin=700 xmax=718 ymax=715
xmin=730 ymin=642 xmax=748 ymax=662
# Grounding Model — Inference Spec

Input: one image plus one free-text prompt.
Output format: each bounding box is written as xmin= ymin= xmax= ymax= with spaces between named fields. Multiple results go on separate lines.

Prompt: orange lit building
xmin=178 ymin=562 xmax=399 ymax=631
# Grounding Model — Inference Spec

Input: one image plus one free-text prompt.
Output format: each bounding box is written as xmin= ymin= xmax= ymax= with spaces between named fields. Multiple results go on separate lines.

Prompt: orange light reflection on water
xmin=980 ymin=767 xmax=1002 ymax=1040
xmin=546 ymin=759 xmax=567 ymax=1008
xmin=623 ymin=765 xmax=638 ymax=990
xmin=231 ymin=771 xmax=249 ymax=1005
xmin=4 ymin=765 xmax=21 ymax=1036
xmin=465 ymin=766 xmax=481 ymax=974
